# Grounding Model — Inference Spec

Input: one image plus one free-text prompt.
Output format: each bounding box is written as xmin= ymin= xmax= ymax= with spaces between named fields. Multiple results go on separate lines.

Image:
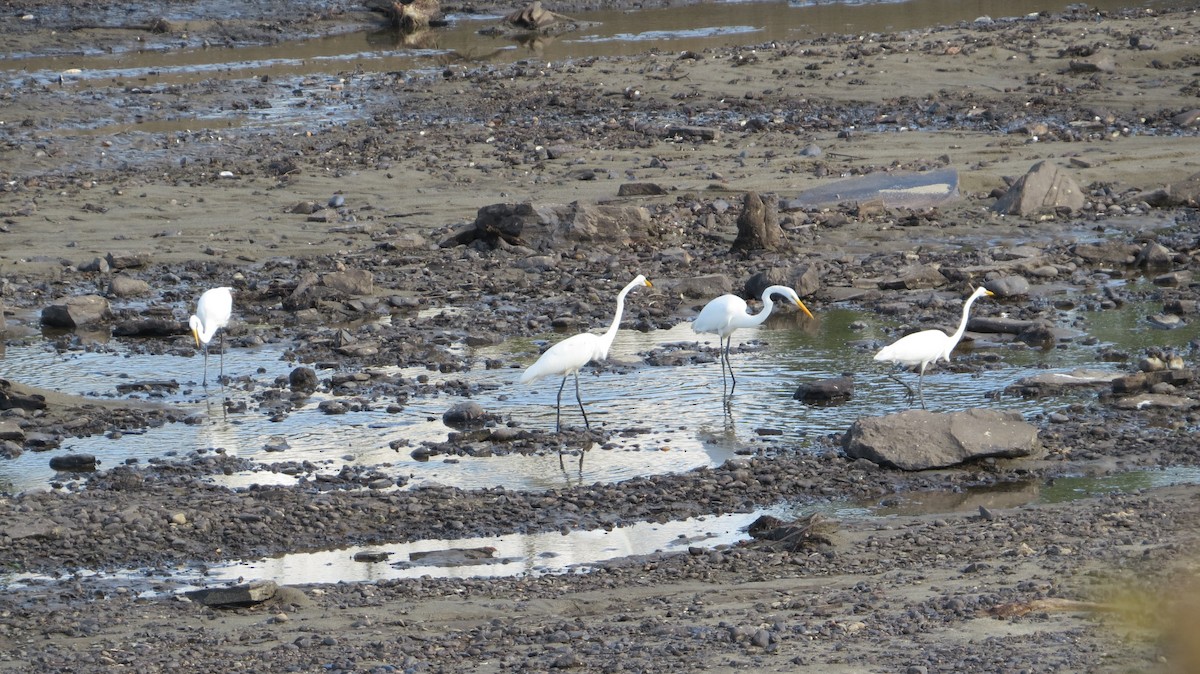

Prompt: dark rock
xmin=289 ymin=367 xmax=319 ymax=392
xmin=747 ymin=513 xmax=835 ymax=551
xmin=1070 ymin=241 xmax=1138 ymax=264
xmin=1005 ymin=369 xmax=1122 ymax=396
xmin=794 ymin=374 xmax=854 ymax=403
xmin=443 ymin=401 xmax=486 ymax=427
xmin=617 ymin=182 xmax=667 ymax=197
xmin=0 ymin=420 xmax=24 ymax=442
xmin=112 ymin=319 xmax=187 ymax=337
xmin=745 ymin=265 xmax=820 ymax=300
xmin=49 ymin=454 xmax=97 ymax=471
xmin=353 ymin=551 xmax=392 ymax=562
xmin=407 ymin=546 xmax=498 ymax=566
xmin=451 ymin=201 xmax=651 ymax=249
xmin=670 ymin=274 xmax=733 ymax=300
xmin=79 ymin=257 xmax=111 ymax=273
xmin=0 ymin=380 xmax=48 ymax=412
xmin=665 ymin=125 xmax=719 ymax=141
xmin=984 ymin=276 xmax=1029 ymax=297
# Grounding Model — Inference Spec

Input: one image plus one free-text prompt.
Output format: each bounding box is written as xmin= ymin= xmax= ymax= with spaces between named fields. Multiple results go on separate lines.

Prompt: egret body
xmin=692 ymin=285 xmax=814 ymax=395
xmin=189 ymin=286 xmax=233 ymax=387
xmin=520 ymin=275 xmax=652 ymax=432
xmin=873 ymin=286 xmax=995 ymax=408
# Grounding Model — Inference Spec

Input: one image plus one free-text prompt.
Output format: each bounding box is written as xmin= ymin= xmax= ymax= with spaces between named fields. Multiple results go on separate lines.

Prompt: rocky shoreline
xmin=2 ymin=1 xmax=1200 ymax=671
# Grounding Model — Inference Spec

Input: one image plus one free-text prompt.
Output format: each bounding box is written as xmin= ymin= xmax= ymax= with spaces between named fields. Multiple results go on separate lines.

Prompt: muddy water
xmin=2 ymin=297 xmax=1194 ymax=497
xmin=2 ymin=0 xmax=1188 ymax=134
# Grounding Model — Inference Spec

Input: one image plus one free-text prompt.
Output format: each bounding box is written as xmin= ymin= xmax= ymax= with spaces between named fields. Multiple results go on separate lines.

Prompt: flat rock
xmin=404 ymin=546 xmax=504 ymax=567
xmin=186 ymin=580 xmax=279 ymax=607
xmin=785 ymin=168 xmax=959 ymax=209
xmin=842 ymin=408 xmax=1040 ymax=470
xmin=0 ymin=420 xmax=25 ymax=442
xmin=1006 ymin=368 xmax=1123 ymax=396
xmin=1113 ymin=393 xmax=1200 ymax=411
xmin=105 ymin=250 xmax=152 ymax=269
xmin=879 ymin=263 xmax=947 ymax=290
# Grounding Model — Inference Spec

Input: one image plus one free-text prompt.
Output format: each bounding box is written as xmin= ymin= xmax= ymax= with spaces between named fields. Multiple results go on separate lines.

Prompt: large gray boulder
xmin=992 ymin=161 xmax=1085 ymax=216
xmin=40 ymin=295 xmax=112 ymax=329
xmin=842 ymin=408 xmax=1040 ymax=470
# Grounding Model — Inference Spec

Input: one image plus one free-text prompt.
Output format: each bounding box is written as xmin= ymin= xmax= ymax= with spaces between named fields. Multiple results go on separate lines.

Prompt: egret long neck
xmin=744 ymin=296 xmax=776 ymax=328
xmin=601 ymin=283 xmax=637 ymax=348
xmin=948 ymin=292 xmax=983 ymax=345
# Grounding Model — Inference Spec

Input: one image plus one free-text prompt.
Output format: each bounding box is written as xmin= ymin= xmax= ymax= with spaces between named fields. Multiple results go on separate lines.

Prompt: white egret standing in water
xmin=692 ymin=285 xmax=814 ymax=396
xmin=873 ymin=285 xmax=995 ymax=409
xmin=189 ymin=286 xmax=233 ymax=387
xmin=520 ymin=275 xmax=652 ymax=433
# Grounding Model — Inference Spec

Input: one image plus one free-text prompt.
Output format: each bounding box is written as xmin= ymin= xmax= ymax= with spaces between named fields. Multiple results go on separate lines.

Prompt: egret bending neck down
xmin=189 ymin=286 xmax=233 ymax=387
xmin=692 ymin=285 xmax=814 ymax=396
xmin=520 ymin=275 xmax=652 ymax=433
xmin=873 ymin=286 xmax=994 ymax=409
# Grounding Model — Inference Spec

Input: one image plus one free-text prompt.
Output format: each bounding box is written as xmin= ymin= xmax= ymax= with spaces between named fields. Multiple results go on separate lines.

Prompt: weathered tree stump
xmin=731 ymin=191 xmax=784 ymax=252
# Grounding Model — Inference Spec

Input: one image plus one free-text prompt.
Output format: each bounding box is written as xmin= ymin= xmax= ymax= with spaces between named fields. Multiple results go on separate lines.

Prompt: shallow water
xmin=2 ymin=295 xmax=1194 ymax=496
xmin=7 ymin=465 xmax=1198 ymax=593
xmin=1 ymin=0 xmax=1190 ymax=133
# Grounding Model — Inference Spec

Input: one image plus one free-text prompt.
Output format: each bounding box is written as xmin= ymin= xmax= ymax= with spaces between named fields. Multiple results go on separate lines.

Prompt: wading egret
xmin=520 ymin=275 xmax=652 ymax=433
xmin=692 ymin=285 xmax=814 ymax=396
xmin=873 ymin=286 xmax=995 ymax=409
xmin=189 ymin=286 xmax=233 ymax=387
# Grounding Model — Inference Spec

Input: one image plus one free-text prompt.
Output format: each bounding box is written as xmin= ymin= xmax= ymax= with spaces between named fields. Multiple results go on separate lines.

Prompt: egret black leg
xmin=202 ymin=345 xmax=210 ymax=388
xmin=887 ymin=372 xmax=916 ymax=405
xmin=723 ymin=336 xmax=737 ymax=396
xmin=917 ymin=365 xmax=928 ymax=410
xmin=574 ymin=372 xmax=590 ymax=429
xmin=218 ymin=331 xmax=225 ymax=386
xmin=555 ymin=375 xmax=568 ymax=433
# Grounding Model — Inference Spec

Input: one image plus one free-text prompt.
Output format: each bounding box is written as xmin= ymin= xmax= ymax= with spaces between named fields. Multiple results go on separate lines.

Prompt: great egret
xmin=873 ymin=286 xmax=995 ymax=409
xmin=189 ymin=286 xmax=233 ymax=387
xmin=520 ymin=275 xmax=652 ymax=433
xmin=692 ymin=285 xmax=814 ymax=395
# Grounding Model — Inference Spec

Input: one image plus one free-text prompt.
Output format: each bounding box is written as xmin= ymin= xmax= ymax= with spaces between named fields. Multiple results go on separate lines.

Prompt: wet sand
xmin=2 ymin=1 xmax=1200 ymax=672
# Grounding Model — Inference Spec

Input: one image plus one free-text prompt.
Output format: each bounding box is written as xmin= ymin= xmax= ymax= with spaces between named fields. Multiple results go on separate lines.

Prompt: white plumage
xmin=692 ymin=284 xmax=813 ymax=395
xmin=873 ymin=286 xmax=994 ymax=408
xmin=189 ymin=286 xmax=233 ymax=387
xmin=520 ymin=275 xmax=652 ymax=432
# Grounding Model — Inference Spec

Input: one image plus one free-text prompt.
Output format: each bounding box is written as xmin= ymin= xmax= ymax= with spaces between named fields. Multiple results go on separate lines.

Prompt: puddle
xmin=6 ymin=466 xmax=1197 ymax=594
xmin=3 ymin=512 xmax=768 ymax=593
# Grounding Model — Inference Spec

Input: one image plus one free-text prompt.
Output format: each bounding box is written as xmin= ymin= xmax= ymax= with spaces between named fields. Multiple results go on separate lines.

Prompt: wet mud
xmin=2 ymin=0 xmax=1200 ymax=672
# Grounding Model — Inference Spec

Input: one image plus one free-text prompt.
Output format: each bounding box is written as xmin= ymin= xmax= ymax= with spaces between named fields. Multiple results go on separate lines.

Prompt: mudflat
xmin=2 ymin=1 xmax=1200 ymax=672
